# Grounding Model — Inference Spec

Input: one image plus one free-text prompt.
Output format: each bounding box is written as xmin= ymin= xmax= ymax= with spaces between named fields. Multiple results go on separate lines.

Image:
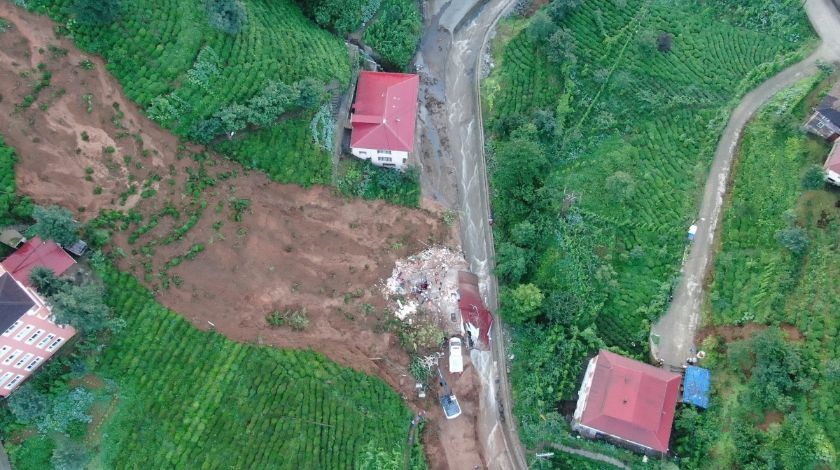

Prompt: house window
xmin=26 ymin=329 xmax=44 ymax=345
xmin=378 ymin=156 xmax=392 ymax=162
xmin=14 ymin=353 xmax=32 ymax=369
xmin=359 ymin=150 xmax=367 ymax=155
xmin=0 ymin=372 xmax=12 ymax=388
xmin=0 ymin=345 xmax=10 ymax=359
xmin=36 ymin=334 xmax=55 ymax=349
xmin=377 ymin=150 xmax=392 ymax=155
xmin=14 ymin=324 xmax=34 ymax=341
xmin=2 ymin=320 xmax=22 ymax=337
xmin=3 ymin=350 xmax=22 ymax=365
xmin=4 ymin=375 xmax=23 ymax=390
xmin=46 ymin=337 xmax=64 ymax=352
xmin=25 ymin=357 xmax=43 ymax=371
xmin=383 ymin=163 xmax=396 ymax=168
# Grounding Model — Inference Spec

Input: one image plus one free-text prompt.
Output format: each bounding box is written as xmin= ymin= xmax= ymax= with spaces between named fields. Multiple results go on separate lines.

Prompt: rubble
xmin=382 ymin=246 xmax=468 ymax=333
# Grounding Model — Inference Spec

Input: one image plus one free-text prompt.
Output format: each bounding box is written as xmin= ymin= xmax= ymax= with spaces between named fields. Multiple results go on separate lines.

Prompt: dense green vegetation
xmin=674 ymin=76 xmax=840 ymax=469
xmin=0 ymin=137 xmax=33 ymax=225
xmin=482 ymin=0 xmax=814 ymax=449
xmin=337 ymin=159 xmax=421 ymax=207
xmin=363 ymin=0 xmax=423 ymax=70
xmin=3 ymin=261 xmax=423 ymax=468
xmin=215 ymin=117 xmax=333 ymax=186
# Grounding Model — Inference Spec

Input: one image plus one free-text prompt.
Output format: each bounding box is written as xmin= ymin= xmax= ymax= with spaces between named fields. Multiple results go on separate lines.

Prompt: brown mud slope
xmin=0 ymin=6 xmax=473 ymax=467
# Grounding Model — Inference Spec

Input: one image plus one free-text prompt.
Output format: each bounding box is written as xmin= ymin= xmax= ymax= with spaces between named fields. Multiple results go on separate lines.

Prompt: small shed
xmin=0 ymin=230 xmax=24 ymax=249
xmin=682 ymin=366 xmax=711 ymax=409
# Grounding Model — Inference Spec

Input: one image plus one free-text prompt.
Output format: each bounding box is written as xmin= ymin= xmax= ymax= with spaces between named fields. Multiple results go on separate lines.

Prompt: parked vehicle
xmin=437 ymin=368 xmax=462 ymax=419
xmin=448 ymin=337 xmax=463 ymax=373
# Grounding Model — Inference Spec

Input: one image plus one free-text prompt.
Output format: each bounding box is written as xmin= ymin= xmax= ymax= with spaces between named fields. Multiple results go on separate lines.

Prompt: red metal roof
xmin=457 ymin=271 xmax=493 ymax=349
xmin=825 ymin=141 xmax=840 ymax=174
xmin=579 ymin=350 xmax=681 ymax=453
xmin=1 ymin=237 xmax=75 ymax=287
xmin=350 ymin=72 xmax=419 ymax=152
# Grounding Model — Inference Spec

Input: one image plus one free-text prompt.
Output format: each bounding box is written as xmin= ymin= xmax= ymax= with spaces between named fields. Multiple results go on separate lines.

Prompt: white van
xmin=448 ymin=337 xmax=463 ymax=374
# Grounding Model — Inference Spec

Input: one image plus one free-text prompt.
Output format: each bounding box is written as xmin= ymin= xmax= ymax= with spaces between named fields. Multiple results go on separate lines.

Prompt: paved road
xmin=432 ymin=0 xmax=529 ymax=469
xmin=650 ymin=0 xmax=840 ymax=368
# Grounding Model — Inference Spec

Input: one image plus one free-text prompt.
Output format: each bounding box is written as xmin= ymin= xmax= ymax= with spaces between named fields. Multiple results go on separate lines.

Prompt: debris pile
xmin=383 ymin=246 xmax=467 ymax=332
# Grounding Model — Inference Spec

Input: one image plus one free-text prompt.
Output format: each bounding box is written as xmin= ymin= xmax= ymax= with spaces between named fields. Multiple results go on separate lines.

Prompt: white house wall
xmin=827 ymin=169 xmax=840 ymax=186
xmin=351 ymin=148 xmax=408 ymax=170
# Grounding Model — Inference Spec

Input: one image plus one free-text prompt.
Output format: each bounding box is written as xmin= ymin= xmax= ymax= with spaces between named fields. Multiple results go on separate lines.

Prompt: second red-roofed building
xmin=572 ymin=350 xmax=681 ymax=455
xmin=350 ymin=71 xmax=419 ymax=170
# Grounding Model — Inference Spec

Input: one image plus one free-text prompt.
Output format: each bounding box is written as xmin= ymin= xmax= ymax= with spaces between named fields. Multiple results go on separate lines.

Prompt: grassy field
xmin=4 ymin=264 xmax=422 ymax=469
xmin=674 ymin=76 xmax=840 ymax=469
xmin=482 ymin=0 xmax=815 ymax=449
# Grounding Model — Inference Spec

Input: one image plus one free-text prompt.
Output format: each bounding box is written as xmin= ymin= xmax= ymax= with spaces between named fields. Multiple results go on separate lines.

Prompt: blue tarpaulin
xmin=682 ymin=366 xmax=710 ymax=409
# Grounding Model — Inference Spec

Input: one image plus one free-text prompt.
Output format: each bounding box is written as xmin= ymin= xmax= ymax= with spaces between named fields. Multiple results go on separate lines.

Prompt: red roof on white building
xmin=1 ymin=237 xmax=75 ymax=287
xmin=457 ymin=271 xmax=493 ymax=349
xmin=825 ymin=141 xmax=840 ymax=174
xmin=577 ymin=350 xmax=681 ymax=453
xmin=350 ymin=72 xmax=419 ymax=152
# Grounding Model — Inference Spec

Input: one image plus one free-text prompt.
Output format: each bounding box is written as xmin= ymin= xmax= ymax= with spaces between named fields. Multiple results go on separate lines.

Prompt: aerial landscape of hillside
xmin=0 ymin=0 xmax=839 ymax=469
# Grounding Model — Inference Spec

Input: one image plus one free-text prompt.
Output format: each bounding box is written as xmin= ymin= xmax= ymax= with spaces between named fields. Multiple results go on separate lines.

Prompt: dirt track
xmin=0 ymin=4 xmax=474 ymax=466
xmin=650 ymin=0 xmax=840 ymax=368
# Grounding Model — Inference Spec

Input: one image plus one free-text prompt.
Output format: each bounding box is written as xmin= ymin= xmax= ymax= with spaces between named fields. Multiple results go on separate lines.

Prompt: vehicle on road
xmin=449 ymin=337 xmax=463 ymax=373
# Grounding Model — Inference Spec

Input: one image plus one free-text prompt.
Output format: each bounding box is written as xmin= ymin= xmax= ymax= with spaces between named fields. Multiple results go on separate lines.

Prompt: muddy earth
xmin=0 ymin=4 xmax=486 ymax=468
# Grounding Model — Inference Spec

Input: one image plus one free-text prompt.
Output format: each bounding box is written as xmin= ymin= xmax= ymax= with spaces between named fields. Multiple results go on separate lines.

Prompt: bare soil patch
xmin=0 ymin=4 xmax=478 ymax=466
xmin=698 ymin=322 xmax=804 ymax=344
xmin=756 ymin=411 xmax=784 ymax=431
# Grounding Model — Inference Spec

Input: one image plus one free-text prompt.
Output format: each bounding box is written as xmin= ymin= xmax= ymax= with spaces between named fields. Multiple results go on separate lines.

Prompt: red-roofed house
xmin=350 ymin=71 xmax=419 ymax=170
xmin=572 ymin=350 xmax=681 ymax=455
xmin=825 ymin=142 xmax=840 ymax=186
xmin=457 ymin=271 xmax=493 ymax=350
xmin=0 ymin=263 xmax=76 ymax=397
xmin=1 ymin=237 xmax=76 ymax=287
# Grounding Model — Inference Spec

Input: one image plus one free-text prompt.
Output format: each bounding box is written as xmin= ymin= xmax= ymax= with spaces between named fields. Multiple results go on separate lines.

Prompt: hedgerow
xmin=483 ymin=0 xmax=815 ymax=449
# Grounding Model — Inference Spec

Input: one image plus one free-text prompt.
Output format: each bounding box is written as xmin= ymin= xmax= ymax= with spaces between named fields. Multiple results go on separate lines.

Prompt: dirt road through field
xmin=650 ymin=0 xmax=840 ymax=368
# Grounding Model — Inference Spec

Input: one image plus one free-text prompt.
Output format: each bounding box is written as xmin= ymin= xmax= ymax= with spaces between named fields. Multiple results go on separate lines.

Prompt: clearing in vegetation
xmin=482 ymin=0 xmax=815 ymax=454
xmin=673 ymin=75 xmax=840 ymax=469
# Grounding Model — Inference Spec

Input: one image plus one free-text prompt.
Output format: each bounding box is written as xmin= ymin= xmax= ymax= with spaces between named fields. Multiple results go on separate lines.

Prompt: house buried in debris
xmin=803 ymin=81 xmax=840 ymax=186
xmin=572 ymin=350 xmax=681 ymax=455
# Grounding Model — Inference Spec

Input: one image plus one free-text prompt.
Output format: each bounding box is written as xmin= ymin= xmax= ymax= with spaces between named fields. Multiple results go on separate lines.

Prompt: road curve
xmin=651 ymin=0 xmax=840 ymax=368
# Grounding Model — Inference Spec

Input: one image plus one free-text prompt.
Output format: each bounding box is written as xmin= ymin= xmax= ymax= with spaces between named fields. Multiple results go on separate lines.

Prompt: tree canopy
xmin=31 ymin=205 xmax=78 ymax=246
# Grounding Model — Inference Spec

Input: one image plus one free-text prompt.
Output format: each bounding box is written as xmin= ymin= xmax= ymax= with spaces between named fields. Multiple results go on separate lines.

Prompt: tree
xmin=545 ymin=0 xmax=581 ymax=22
xmin=495 ymin=243 xmax=530 ymax=284
xmin=72 ymin=0 xmax=120 ymax=25
xmin=29 ymin=267 xmax=66 ymax=298
xmin=501 ymin=283 xmax=544 ymax=324
xmin=775 ymin=226 xmax=808 ymax=255
xmin=206 ymin=0 xmax=247 ymax=35
xmin=605 ymin=171 xmax=636 ymax=203
xmin=50 ymin=283 xmax=111 ymax=335
xmin=545 ymin=28 xmax=577 ymax=65
xmin=656 ymin=33 xmax=674 ymax=52
xmin=31 ymin=205 xmax=78 ymax=246
xmin=295 ymin=78 xmax=325 ymax=109
xmin=526 ymin=10 xmax=557 ymax=44
xmin=51 ymin=438 xmax=91 ymax=470
xmin=801 ymin=164 xmax=826 ymax=189
xmin=6 ymin=383 xmax=49 ymax=426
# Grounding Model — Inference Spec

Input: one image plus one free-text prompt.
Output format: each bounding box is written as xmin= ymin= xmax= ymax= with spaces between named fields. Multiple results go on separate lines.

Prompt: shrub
xmin=72 ymin=0 xmax=120 ymax=25
xmin=206 ymin=0 xmax=247 ymax=35
xmin=31 ymin=205 xmax=78 ymax=246
xmin=801 ymin=164 xmax=826 ymax=189
xmin=775 ymin=226 xmax=808 ymax=254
